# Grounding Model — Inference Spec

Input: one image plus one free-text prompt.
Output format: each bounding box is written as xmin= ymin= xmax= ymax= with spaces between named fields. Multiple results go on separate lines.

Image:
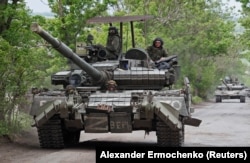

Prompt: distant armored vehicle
xmin=215 ymin=77 xmax=247 ymax=103
xmin=29 ymin=15 xmax=201 ymax=148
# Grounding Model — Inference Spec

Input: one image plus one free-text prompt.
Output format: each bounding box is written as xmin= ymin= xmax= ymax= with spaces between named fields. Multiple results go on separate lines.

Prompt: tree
xmin=46 ymin=0 xmax=117 ymax=49
xmin=0 ymin=0 xmax=52 ymax=135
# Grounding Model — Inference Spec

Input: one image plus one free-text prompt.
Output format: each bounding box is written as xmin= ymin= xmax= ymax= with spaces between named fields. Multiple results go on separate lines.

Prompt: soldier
xmin=105 ymin=26 xmax=121 ymax=59
xmin=93 ymin=26 xmax=121 ymax=60
xmin=86 ymin=34 xmax=94 ymax=45
xmin=146 ymin=37 xmax=170 ymax=69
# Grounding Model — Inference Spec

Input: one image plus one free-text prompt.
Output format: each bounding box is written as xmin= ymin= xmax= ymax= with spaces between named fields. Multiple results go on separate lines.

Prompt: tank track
xmin=62 ymin=129 xmax=81 ymax=146
xmin=37 ymin=115 xmax=81 ymax=149
xmin=37 ymin=115 xmax=65 ymax=149
xmin=156 ymin=119 xmax=184 ymax=147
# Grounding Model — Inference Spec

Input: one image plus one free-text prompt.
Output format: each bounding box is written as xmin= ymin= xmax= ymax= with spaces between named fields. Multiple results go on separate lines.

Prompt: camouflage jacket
xmin=146 ymin=46 xmax=168 ymax=62
xmin=106 ymin=35 xmax=121 ymax=53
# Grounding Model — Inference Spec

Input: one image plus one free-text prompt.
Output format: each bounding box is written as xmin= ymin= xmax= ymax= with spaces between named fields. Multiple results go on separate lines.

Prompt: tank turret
xmin=31 ymin=23 xmax=178 ymax=90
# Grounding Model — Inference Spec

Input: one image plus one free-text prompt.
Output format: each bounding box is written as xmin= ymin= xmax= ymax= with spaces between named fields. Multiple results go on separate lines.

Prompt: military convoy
xmin=29 ymin=15 xmax=201 ymax=148
xmin=214 ymin=76 xmax=248 ymax=103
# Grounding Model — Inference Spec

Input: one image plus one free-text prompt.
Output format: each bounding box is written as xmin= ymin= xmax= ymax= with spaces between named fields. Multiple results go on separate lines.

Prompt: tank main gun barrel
xmin=30 ymin=22 xmax=108 ymax=84
xmin=221 ymin=79 xmax=230 ymax=90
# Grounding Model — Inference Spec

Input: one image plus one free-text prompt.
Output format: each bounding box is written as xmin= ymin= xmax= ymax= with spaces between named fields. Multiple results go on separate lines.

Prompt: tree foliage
xmin=0 ymin=0 xmax=54 ymax=134
xmin=45 ymin=0 xmax=117 ymax=49
xmin=235 ymin=0 xmax=250 ymax=85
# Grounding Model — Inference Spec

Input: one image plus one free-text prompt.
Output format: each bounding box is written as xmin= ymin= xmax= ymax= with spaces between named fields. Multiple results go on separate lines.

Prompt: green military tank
xmin=214 ymin=76 xmax=247 ymax=103
xmin=29 ymin=16 xmax=201 ymax=148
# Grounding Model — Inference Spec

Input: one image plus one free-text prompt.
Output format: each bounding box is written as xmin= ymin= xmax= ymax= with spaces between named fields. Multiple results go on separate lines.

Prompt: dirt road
xmin=185 ymin=99 xmax=250 ymax=146
xmin=0 ymin=98 xmax=250 ymax=162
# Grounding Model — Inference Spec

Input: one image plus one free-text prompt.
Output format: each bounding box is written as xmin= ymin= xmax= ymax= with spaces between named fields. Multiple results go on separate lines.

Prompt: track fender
xmin=33 ymin=100 xmax=66 ymax=127
xmin=152 ymin=100 xmax=182 ymax=130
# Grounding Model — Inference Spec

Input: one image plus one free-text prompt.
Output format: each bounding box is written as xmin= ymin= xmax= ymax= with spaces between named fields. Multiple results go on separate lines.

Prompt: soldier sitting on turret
xmin=146 ymin=37 xmax=170 ymax=70
xmin=105 ymin=26 xmax=122 ymax=59
xmin=90 ymin=26 xmax=121 ymax=60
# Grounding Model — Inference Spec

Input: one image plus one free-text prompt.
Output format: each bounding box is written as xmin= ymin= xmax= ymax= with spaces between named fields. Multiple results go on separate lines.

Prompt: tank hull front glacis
xmin=30 ymin=88 xmax=201 ymax=148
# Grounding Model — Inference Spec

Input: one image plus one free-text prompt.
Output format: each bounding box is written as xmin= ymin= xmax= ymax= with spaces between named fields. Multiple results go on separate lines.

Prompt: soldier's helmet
xmin=152 ymin=37 xmax=164 ymax=47
xmin=108 ymin=26 xmax=119 ymax=36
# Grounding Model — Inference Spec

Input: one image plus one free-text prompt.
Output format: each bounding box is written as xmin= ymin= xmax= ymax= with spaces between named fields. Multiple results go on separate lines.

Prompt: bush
xmin=192 ymin=96 xmax=203 ymax=104
xmin=0 ymin=111 xmax=33 ymax=136
xmin=0 ymin=121 xmax=9 ymax=136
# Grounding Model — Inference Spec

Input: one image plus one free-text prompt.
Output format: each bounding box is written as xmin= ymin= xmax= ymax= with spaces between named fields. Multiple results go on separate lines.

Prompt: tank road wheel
xmin=215 ymin=96 xmax=222 ymax=103
xmin=240 ymin=96 xmax=246 ymax=103
xmin=156 ymin=118 xmax=184 ymax=147
xmin=37 ymin=115 xmax=65 ymax=149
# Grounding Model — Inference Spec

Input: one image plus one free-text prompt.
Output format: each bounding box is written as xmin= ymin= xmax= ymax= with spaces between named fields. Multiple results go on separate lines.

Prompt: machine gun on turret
xmin=79 ymin=43 xmax=114 ymax=63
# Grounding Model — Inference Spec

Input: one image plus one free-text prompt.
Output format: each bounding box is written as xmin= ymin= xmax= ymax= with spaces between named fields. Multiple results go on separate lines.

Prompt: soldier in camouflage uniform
xmin=146 ymin=37 xmax=170 ymax=69
xmin=105 ymin=26 xmax=121 ymax=59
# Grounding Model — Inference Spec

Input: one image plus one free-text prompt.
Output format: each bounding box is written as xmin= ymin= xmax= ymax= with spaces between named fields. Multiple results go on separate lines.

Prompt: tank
xmin=29 ymin=21 xmax=201 ymax=148
xmin=214 ymin=77 xmax=247 ymax=103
